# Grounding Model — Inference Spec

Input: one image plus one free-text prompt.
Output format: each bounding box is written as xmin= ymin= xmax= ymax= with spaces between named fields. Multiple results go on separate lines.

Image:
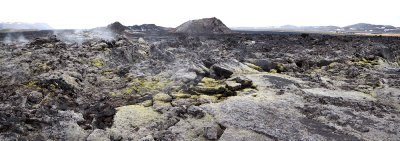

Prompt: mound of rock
xmin=107 ymin=21 xmax=130 ymax=33
xmin=174 ymin=17 xmax=233 ymax=34
xmin=128 ymin=24 xmax=169 ymax=32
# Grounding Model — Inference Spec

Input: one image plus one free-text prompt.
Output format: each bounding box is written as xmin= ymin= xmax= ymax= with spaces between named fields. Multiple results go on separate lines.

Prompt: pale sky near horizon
xmin=1 ymin=0 xmax=399 ymax=29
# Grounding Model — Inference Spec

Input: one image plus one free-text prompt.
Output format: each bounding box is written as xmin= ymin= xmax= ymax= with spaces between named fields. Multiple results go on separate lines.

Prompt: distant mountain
xmin=232 ymin=23 xmax=400 ymax=34
xmin=344 ymin=23 xmax=397 ymax=32
xmin=231 ymin=25 xmax=342 ymax=31
xmin=0 ymin=22 xmax=52 ymax=30
xmin=280 ymin=25 xmax=299 ymax=30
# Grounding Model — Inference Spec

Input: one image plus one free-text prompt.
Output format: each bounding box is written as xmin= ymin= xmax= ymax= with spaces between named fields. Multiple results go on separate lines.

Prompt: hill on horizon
xmin=0 ymin=22 xmax=53 ymax=30
xmin=174 ymin=17 xmax=233 ymax=34
xmin=231 ymin=23 xmax=400 ymax=34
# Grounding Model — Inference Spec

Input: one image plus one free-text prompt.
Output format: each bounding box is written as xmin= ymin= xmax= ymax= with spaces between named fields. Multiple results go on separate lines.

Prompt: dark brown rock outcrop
xmin=107 ymin=21 xmax=130 ymax=33
xmin=174 ymin=17 xmax=233 ymax=34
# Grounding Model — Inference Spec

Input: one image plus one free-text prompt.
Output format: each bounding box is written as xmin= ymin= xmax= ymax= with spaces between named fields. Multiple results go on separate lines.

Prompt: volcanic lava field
xmin=0 ymin=18 xmax=400 ymax=141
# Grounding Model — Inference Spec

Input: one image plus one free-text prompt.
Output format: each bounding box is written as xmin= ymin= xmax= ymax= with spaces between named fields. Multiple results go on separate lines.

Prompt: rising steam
xmin=2 ymin=33 xmax=29 ymax=44
xmin=54 ymin=28 xmax=116 ymax=44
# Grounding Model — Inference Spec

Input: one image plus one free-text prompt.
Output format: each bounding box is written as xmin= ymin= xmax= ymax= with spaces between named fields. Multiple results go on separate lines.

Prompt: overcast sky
xmin=1 ymin=0 xmax=399 ymax=29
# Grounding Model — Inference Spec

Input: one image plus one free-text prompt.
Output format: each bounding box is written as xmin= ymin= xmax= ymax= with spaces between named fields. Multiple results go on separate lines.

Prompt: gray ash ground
xmin=0 ymin=19 xmax=400 ymax=141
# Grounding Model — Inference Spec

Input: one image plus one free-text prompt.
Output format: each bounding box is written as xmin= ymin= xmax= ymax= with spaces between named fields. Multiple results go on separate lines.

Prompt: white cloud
xmin=1 ymin=0 xmax=399 ymax=29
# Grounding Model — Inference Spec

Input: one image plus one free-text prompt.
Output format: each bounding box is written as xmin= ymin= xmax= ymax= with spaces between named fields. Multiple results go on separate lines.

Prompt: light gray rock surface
xmin=219 ymin=128 xmax=273 ymax=141
xmin=87 ymin=129 xmax=111 ymax=141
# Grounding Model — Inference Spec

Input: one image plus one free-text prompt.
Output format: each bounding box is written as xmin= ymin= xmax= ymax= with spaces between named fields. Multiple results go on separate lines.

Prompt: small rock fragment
xmin=171 ymin=92 xmax=192 ymax=99
xmin=219 ymin=128 xmax=273 ymax=141
xmin=87 ymin=129 xmax=111 ymax=141
xmin=234 ymin=77 xmax=253 ymax=88
xmin=203 ymin=126 xmax=223 ymax=140
xmin=187 ymin=105 xmax=205 ymax=118
xmin=171 ymin=98 xmax=199 ymax=107
xmin=140 ymin=100 xmax=153 ymax=107
xmin=276 ymin=89 xmax=285 ymax=95
xmin=153 ymin=93 xmax=172 ymax=102
xmin=139 ymin=135 xmax=155 ymax=141
xmin=198 ymin=95 xmax=218 ymax=104
xmin=225 ymin=81 xmax=242 ymax=91
xmin=27 ymin=91 xmax=43 ymax=103
xmin=153 ymin=101 xmax=172 ymax=113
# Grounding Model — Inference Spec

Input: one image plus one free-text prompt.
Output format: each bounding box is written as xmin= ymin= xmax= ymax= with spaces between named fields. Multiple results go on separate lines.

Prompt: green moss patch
xmin=92 ymin=59 xmax=104 ymax=67
xmin=245 ymin=63 xmax=263 ymax=71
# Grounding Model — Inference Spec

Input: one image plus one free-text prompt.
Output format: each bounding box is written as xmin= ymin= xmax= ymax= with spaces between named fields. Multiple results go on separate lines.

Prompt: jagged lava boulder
xmin=174 ymin=17 xmax=233 ymax=34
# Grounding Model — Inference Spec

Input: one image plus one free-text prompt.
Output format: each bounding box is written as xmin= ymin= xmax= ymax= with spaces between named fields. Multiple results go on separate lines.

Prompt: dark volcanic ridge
xmin=0 ymin=18 xmax=234 ymax=44
xmin=106 ymin=22 xmax=131 ymax=33
xmin=79 ymin=17 xmax=232 ymax=37
xmin=174 ymin=17 xmax=233 ymax=34
xmin=128 ymin=24 xmax=172 ymax=33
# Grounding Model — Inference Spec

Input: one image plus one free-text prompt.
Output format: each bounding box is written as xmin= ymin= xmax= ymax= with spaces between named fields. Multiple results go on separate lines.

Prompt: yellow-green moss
xmin=92 ymin=59 xmax=104 ymax=67
xmin=269 ymin=69 xmax=278 ymax=73
xmin=198 ymin=77 xmax=221 ymax=87
xmin=28 ymin=81 xmax=38 ymax=86
xmin=126 ymin=77 xmax=171 ymax=94
xmin=328 ymin=62 xmax=337 ymax=67
xmin=103 ymin=48 xmax=111 ymax=54
xmin=362 ymin=58 xmax=369 ymax=64
xmin=104 ymin=70 xmax=113 ymax=74
xmin=215 ymin=94 xmax=224 ymax=98
xmin=26 ymin=81 xmax=45 ymax=90
xmin=353 ymin=57 xmax=382 ymax=66
xmin=190 ymin=95 xmax=199 ymax=99
xmin=355 ymin=61 xmax=371 ymax=66
xmin=307 ymin=69 xmax=322 ymax=74
xmin=277 ymin=63 xmax=284 ymax=72
xmin=171 ymin=90 xmax=192 ymax=99
xmin=153 ymin=93 xmax=172 ymax=102
xmin=123 ymin=87 xmax=134 ymax=94
xmin=245 ymin=63 xmax=263 ymax=71
xmin=39 ymin=63 xmax=48 ymax=70
xmin=109 ymin=92 xmax=122 ymax=96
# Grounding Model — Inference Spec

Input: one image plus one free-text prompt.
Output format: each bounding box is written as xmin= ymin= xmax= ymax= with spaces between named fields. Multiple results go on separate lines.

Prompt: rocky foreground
xmin=0 ymin=18 xmax=400 ymax=141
